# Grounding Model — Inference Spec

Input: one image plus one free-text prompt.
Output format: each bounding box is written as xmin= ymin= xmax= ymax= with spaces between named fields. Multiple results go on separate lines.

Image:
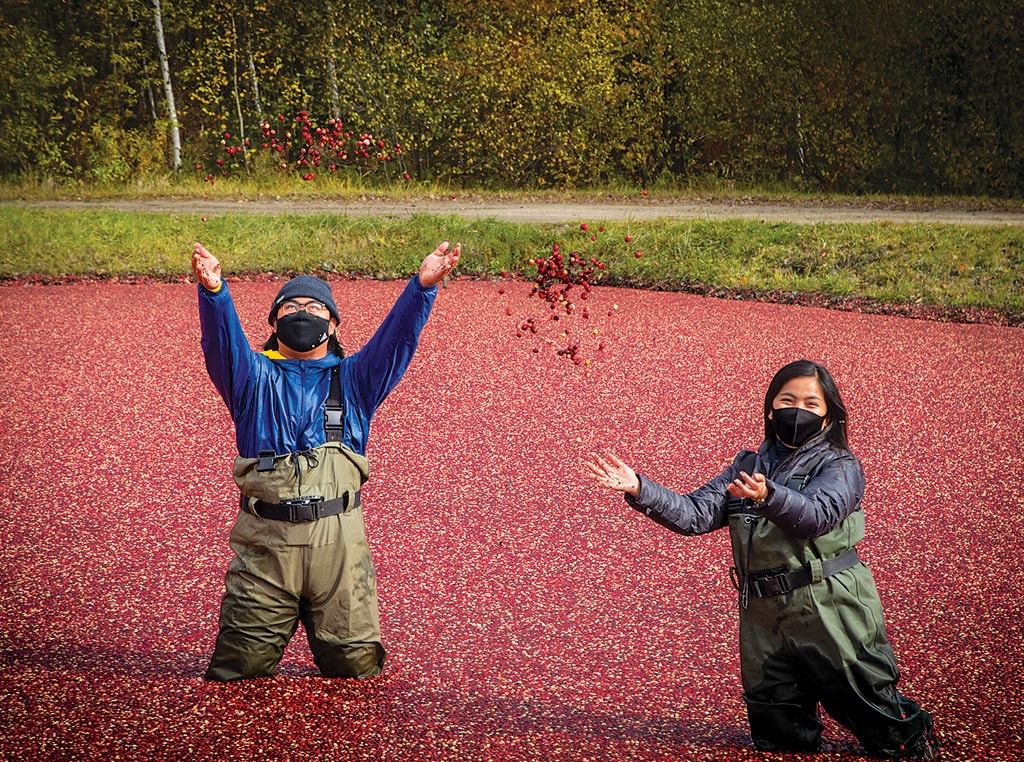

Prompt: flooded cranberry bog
xmin=1 ymin=278 xmax=1021 ymax=761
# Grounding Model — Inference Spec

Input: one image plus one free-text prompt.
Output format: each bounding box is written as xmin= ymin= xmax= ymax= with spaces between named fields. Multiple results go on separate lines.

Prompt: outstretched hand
xmin=191 ymin=242 xmax=222 ymax=290
xmin=727 ymin=470 xmax=768 ymax=503
xmin=418 ymin=241 xmax=461 ymax=288
xmin=585 ymin=452 xmax=641 ymax=498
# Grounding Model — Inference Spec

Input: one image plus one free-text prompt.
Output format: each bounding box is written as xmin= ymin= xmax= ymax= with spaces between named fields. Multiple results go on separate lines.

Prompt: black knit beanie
xmin=267 ymin=275 xmax=340 ymax=324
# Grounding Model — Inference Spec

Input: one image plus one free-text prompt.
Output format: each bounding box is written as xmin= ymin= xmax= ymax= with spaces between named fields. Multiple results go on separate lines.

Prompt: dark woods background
xmin=3 ymin=0 xmax=1021 ymax=195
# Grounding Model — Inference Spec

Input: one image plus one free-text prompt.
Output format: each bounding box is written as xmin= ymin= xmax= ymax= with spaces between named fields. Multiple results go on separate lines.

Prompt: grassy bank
xmin=1 ymin=205 xmax=1021 ymax=322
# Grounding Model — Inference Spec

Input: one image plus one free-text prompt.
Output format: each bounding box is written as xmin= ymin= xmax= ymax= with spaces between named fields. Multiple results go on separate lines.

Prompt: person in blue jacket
xmin=191 ymin=239 xmax=460 ymax=681
xmin=586 ymin=360 xmax=939 ymax=759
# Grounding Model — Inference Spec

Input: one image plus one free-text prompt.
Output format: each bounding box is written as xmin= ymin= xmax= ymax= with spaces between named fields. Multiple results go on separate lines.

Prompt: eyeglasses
xmin=278 ymin=299 xmax=330 ymax=317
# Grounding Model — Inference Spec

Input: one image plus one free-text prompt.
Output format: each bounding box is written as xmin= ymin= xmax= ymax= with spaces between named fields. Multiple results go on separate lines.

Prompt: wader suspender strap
xmin=324 ymin=366 xmax=344 ymax=442
xmin=735 ymin=447 xmax=839 ymax=608
xmin=242 ymin=367 xmax=354 ymax=520
xmin=255 ymin=367 xmax=344 ymax=471
xmin=785 ymin=448 xmax=830 ymax=492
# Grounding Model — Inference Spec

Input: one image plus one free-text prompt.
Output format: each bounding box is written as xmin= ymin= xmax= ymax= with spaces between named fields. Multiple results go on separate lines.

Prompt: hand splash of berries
xmin=508 ymin=223 xmax=617 ymax=367
xmin=528 ymin=243 xmax=604 ymax=316
xmin=503 ymin=221 xmax=643 ymax=368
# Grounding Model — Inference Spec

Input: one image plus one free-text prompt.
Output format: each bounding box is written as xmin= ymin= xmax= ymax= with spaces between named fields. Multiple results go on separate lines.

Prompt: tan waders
xmin=197 ymin=276 xmax=440 ymax=683
xmin=205 ymin=505 xmax=384 ymax=681
xmin=205 ymin=445 xmax=382 ymax=681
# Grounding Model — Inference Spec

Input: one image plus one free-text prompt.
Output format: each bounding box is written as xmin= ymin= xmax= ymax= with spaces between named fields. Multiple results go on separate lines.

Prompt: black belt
xmin=239 ymin=492 xmax=359 ymax=523
xmin=746 ymin=547 xmax=861 ymax=598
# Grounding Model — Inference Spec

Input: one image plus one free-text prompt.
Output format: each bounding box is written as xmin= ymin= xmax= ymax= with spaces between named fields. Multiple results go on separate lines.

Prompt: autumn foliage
xmin=0 ymin=0 xmax=1021 ymax=195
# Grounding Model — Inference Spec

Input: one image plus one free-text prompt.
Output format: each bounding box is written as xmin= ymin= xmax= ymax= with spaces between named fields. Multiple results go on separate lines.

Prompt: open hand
xmin=727 ymin=470 xmax=768 ymax=502
xmin=191 ymin=242 xmax=222 ymax=290
xmin=418 ymin=241 xmax=461 ymax=287
xmin=585 ymin=452 xmax=641 ymax=498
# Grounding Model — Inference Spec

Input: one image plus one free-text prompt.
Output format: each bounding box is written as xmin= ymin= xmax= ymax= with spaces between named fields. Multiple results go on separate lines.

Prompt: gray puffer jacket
xmin=626 ymin=437 xmax=866 ymax=579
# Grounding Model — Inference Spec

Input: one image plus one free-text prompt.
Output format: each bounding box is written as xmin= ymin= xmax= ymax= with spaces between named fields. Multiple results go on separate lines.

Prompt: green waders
xmin=205 ymin=443 xmax=383 ymax=681
xmin=731 ymin=508 xmax=936 ymax=757
xmin=738 ymin=565 xmax=934 ymax=755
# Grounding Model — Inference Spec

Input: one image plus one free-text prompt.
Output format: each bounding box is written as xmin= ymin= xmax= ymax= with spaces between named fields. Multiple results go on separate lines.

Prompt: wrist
xmin=627 ymin=474 xmax=642 ymax=498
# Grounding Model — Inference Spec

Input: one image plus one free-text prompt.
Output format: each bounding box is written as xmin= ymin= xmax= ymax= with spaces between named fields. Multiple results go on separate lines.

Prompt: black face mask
xmin=275 ymin=312 xmax=330 ymax=353
xmin=772 ymin=406 xmax=825 ymax=448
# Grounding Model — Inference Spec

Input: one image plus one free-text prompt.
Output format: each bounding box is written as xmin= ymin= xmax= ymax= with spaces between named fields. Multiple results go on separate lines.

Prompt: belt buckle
xmin=281 ymin=495 xmax=324 ymax=522
xmin=753 ymin=567 xmax=791 ymax=597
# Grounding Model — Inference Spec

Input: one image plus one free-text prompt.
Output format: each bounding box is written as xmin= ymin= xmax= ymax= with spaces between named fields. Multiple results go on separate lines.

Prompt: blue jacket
xmin=198 ymin=277 xmax=437 ymax=459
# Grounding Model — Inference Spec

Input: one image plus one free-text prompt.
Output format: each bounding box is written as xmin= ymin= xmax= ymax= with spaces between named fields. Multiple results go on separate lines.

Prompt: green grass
xmin=0 ymin=207 xmax=548 ymax=279
xmin=1 ymin=201 xmax=1021 ymax=320
xmin=6 ymin=171 xmax=1022 ymax=209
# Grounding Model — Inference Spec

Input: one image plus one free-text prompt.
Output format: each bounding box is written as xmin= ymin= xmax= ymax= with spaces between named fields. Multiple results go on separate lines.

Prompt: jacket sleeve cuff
xmin=754 ymin=479 xmax=778 ymax=511
xmin=624 ymin=474 xmax=646 ymax=508
xmin=199 ymin=279 xmax=225 ymax=296
xmin=413 ymin=274 xmax=438 ymax=294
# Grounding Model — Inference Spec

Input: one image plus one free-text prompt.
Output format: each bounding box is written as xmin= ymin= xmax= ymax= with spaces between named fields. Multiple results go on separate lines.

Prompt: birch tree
xmin=149 ymin=0 xmax=182 ymax=171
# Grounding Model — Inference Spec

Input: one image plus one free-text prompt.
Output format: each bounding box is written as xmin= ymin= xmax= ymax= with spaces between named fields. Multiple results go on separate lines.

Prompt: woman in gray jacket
xmin=587 ymin=359 xmax=939 ymax=759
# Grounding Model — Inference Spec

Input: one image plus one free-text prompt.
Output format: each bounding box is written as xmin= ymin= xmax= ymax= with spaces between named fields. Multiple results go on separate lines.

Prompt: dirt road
xmin=9 ymin=195 xmax=1024 ymax=225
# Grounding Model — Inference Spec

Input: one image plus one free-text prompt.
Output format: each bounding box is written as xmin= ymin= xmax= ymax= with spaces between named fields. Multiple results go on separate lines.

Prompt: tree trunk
xmin=149 ymin=0 xmax=181 ymax=171
xmin=242 ymin=2 xmax=263 ymax=120
xmin=326 ymin=11 xmax=341 ymax=121
xmin=231 ymin=17 xmax=249 ymax=170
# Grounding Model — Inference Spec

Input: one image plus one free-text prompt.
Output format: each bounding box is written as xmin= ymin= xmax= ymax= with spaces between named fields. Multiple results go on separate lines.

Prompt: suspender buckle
xmin=256 ymin=450 xmax=276 ymax=472
xmin=324 ymin=366 xmax=345 ymax=442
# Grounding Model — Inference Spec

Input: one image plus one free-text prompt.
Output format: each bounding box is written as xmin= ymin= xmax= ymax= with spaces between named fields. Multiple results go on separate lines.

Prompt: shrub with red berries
xmin=197 ymin=111 xmax=410 ymax=183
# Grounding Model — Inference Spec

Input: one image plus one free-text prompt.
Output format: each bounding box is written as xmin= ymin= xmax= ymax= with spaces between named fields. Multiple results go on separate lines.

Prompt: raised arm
xmin=347 ymin=241 xmax=461 ymax=414
xmin=192 ymin=242 xmax=253 ymax=417
xmin=192 ymin=242 xmax=222 ymax=291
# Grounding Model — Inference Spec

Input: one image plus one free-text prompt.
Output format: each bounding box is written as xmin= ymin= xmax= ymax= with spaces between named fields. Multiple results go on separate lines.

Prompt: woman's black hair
xmin=763 ymin=359 xmax=850 ymax=451
xmin=262 ymin=333 xmax=346 ymax=358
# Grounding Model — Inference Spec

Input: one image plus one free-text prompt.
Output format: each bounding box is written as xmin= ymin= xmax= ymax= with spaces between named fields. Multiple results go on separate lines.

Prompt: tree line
xmin=2 ymin=0 xmax=1021 ymax=195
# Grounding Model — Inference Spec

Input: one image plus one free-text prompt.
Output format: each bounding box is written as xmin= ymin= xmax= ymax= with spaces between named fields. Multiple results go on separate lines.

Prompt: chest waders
xmin=206 ymin=368 xmax=386 ymax=682
xmin=726 ymin=446 xmax=938 ymax=757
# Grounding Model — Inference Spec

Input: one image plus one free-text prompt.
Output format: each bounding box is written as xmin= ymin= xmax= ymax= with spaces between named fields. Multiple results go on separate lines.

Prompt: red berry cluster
xmin=198 ymin=111 xmax=410 ymax=183
xmin=527 ymin=242 xmax=605 ymax=318
xmin=556 ymin=341 xmax=583 ymax=364
xmin=509 ymin=231 xmax=613 ymax=366
xmin=516 ymin=316 xmax=539 ymax=337
xmin=503 ymin=221 xmax=642 ymax=367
